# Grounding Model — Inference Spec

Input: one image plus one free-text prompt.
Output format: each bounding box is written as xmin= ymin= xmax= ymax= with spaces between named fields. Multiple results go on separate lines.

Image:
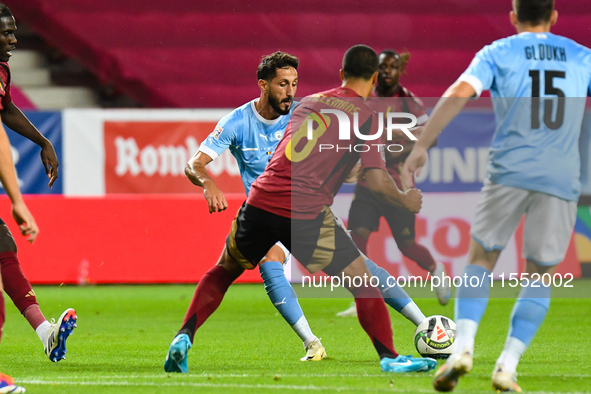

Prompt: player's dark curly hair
xmin=257 ymin=51 xmax=299 ymax=82
xmin=0 ymin=3 xmax=12 ymax=19
xmin=342 ymin=44 xmax=378 ymax=81
xmin=380 ymin=49 xmax=411 ymax=74
xmin=513 ymin=0 xmax=554 ymax=25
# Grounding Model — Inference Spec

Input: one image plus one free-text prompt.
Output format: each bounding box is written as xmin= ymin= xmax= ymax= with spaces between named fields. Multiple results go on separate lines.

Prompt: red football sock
xmin=178 ymin=265 xmax=238 ymax=342
xmin=23 ymin=304 xmax=47 ymax=330
xmin=399 ymin=242 xmax=437 ymax=272
xmin=351 ymin=232 xmax=368 ymax=255
xmin=0 ymin=252 xmax=45 ymax=330
xmin=351 ymin=286 xmax=398 ymax=359
xmin=0 ymin=290 xmax=4 ymax=343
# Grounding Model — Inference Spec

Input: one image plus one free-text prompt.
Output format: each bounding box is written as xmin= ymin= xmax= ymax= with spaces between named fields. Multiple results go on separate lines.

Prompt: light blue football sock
xmin=455 ymin=264 xmax=491 ymax=323
xmin=453 ymin=264 xmax=491 ymax=354
xmin=365 ymin=259 xmax=412 ymax=311
xmin=365 ymin=259 xmax=426 ymax=326
xmin=259 ymin=261 xmax=315 ymax=343
xmin=507 ymin=282 xmax=551 ymax=347
xmin=495 ymin=281 xmax=552 ymax=372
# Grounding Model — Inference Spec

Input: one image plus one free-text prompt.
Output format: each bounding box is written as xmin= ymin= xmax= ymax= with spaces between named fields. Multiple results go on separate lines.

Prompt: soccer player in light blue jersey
xmin=403 ymin=0 xmax=591 ymax=392
xmin=164 ymin=52 xmax=326 ymax=374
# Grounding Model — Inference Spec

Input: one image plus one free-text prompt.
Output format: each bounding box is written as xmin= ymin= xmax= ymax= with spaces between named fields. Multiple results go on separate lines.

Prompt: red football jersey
xmin=0 ymin=62 xmax=12 ymax=111
xmin=357 ymin=85 xmax=427 ymax=190
xmin=248 ymin=86 xmax=386 ymax=219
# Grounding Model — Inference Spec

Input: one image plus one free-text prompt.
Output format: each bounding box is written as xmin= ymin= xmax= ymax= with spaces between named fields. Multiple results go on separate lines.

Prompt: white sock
xmin=496 ymin=337 xmax=527 ymax=373
xmin=400 ymin=302 xmax=426 ymax=326
xmin=453 ymin=319 xmax=479 ymax=355
xmin=291 ymin=316 xmax=316 ymax=347
xmin=35 ymin=320 xmax=51 ymax=343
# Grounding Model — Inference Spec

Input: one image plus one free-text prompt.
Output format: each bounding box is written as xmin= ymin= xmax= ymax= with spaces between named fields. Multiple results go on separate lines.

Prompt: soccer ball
xmin=414 ymin=315 xmax=456 ymax=359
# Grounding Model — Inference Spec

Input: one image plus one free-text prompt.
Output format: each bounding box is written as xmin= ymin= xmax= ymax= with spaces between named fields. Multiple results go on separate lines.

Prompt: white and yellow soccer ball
xmin=414 ymin=315 xmax=456 ymax=359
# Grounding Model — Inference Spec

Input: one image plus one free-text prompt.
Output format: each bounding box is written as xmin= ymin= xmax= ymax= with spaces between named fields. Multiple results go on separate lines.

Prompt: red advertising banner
xmin=104 ymin=121 xmax=244 ymax=194
xmin=0 ymin=195 xmax=261 ymax=284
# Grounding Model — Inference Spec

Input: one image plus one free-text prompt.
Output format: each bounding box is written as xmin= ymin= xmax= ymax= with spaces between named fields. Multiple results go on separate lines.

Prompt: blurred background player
xmin=403 ymin=0 xmax=591 ymax=391
xmin=339 ymin=49 xmax=449 ymax=320
xmin=164 ymin=52 xmax=325 ymax=373
xmin=225 ymin=44 xmax=436 ymax=373
xmin=0 ymin=3 xmax=77 ymax=365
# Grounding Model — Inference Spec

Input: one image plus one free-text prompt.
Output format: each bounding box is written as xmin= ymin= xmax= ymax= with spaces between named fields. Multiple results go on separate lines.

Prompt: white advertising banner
xmin=286 ymin=192 xmax=521 ymax=282
xmin=62 ymin=109 xmax=237 ymax=196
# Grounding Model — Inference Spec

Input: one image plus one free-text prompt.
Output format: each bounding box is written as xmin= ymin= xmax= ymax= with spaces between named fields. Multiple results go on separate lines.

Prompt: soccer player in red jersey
xmin=345 ymin=49 xmax=450 ymax=307
xmin=224 ymin=45 xmax=437 ymax=372
xmin=0 ymin=5 xmax=77 ymax=379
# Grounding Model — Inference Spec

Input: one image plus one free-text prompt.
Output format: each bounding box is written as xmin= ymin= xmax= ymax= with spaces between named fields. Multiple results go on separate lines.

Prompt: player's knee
xmin=525 ymin=260 xmax=557 ymax=285
xmin=217 ymin=249 xmax=245 ymax=279
xmin=0 ymin=225 xmax=17 ymax=254
xmin=341 ymin=256 xmax=371 ymax=287
xmin=260 ymin=245 xmax=285 ymax=265
xmin=398 ymin=239 xmax=416 ymax=251
xmin=351 ymin=227 xmax=371 ymax=240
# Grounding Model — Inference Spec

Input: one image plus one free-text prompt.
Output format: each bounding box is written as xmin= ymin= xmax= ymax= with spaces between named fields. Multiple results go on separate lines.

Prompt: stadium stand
xmin=4 ymin=0 xmax=591 ymax=107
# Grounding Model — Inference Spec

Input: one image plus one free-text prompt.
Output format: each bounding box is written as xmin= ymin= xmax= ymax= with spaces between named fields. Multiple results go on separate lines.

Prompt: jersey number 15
xmin=528 ymin=69 xmax=565 ymax=130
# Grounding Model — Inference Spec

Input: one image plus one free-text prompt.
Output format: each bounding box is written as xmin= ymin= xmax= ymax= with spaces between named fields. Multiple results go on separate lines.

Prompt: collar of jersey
xmin=250 ymin=99 xmax=284 ymax=125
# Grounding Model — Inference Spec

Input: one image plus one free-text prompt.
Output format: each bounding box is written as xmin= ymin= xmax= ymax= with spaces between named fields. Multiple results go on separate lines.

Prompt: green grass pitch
xmin=1 ymin=282 xmax=590 ymax=393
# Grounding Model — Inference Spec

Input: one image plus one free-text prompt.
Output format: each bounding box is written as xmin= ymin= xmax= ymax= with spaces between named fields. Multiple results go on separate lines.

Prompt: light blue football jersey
xmin=199 ymin=99 xmax=290 ymax=195
xmin=459 ymin=32 xmax=591 ymax=201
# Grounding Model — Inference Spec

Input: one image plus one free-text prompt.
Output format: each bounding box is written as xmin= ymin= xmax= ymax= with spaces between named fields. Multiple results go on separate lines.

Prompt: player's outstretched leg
xmin=165 ymin=251 xmax=244 ymax=373
xmin=336 ymin=259 xmax=427 ymax=326
xmin=343 ymin=256 xmax=436 ymax=373
xmin=0 ymin=250 xmax=78 ymax=362
xmin=259 ymin=257 xmax=325 ymax=361
xmin=492 ymin=277 xmax=551 ymax=393
xmin=434 ymin=263 xmax=491 ymax=391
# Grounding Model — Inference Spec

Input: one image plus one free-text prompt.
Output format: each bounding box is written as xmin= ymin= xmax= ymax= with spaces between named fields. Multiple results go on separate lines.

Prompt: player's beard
xmin=268 ymin=92 xmax=292 ymax=116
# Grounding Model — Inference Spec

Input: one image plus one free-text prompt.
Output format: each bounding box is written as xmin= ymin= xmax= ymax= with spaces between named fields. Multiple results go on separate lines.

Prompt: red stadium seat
xmin=5 ymin=0 xmax=590 ymax=107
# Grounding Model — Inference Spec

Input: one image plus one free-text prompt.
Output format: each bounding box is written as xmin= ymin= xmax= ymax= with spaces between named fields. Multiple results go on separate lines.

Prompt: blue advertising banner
xmin=414 ymin=110 xmax=495 ymax=192
xmin=2 ymin=111 xmax=63 ymax=194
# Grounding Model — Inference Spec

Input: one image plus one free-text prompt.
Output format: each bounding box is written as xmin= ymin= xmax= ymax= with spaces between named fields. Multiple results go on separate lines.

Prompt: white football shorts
xmin=471 ymin=180 xmax=576 ymax=266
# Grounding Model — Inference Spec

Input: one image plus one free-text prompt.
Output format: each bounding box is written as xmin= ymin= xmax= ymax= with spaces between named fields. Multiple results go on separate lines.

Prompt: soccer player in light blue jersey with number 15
xmin=403 ymin=0 xmax=591 ymax=392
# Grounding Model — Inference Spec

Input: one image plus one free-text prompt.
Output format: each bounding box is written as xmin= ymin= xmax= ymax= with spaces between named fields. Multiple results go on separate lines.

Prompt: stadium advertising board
xmin=62 ymin=109 xmax=242 ymax=195
xmin=2 ymin=111 xmax=63 ymax=194
xmin=0 ymin=108 xmax=565 ymax=284
xmin=287 ymin=193 xmax=580 ymax=286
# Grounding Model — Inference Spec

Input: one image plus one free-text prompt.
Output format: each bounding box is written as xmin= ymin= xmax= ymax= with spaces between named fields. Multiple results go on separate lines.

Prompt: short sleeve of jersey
xmin=1 ymin=82 xmax=11 ymax=110
xmin=199 ymin=113 xmax=239 ymax=160
xmin=0 ymin=64 xmax=11 ymax=111
xmin=458 ymin=44 xmax=495 ymax=98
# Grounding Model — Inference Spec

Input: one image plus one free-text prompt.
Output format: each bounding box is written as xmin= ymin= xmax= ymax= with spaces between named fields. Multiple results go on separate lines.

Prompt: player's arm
xmin=364 ymin=168 xmax=422 ymax=213
xmin=0 ymin=115 xmax=38 ymax=243
xmin=402 ymin=81 xmax=474 ymax=186
xmin=344 ymin=162 xmax=362 ymax=183
xmin=0 ymin=102 xmax=59 ymax=188
xmin=385 ymin=127 xmax=438 ymax=162
xmin=185 ymin=151 xmax=228 ymax=214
